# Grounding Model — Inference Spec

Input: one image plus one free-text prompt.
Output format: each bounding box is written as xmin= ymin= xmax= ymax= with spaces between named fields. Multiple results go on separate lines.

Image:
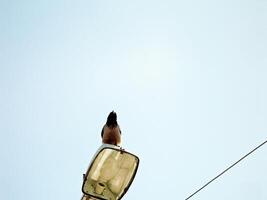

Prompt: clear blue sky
xmin=0 ymin=0 xmax=266 ymax=199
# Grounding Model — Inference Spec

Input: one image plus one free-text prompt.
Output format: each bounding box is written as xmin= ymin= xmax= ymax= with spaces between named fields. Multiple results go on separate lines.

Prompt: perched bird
xmin=101 ymin=111 xmax=121 ymax=146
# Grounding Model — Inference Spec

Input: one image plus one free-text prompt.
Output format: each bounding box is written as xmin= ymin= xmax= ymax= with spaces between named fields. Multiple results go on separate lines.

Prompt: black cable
xmin=185 ymin=138 xmax=267 ymax=200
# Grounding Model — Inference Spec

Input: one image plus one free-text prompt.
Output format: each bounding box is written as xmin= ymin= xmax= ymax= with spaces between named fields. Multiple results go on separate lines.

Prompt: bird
xmin=101 ymin=111 xmax=121 ymax=146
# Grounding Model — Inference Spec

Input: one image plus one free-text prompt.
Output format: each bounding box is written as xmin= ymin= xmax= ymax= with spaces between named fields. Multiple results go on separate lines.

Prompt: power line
xmin=185 ymin=138 xmax=267 ymax=200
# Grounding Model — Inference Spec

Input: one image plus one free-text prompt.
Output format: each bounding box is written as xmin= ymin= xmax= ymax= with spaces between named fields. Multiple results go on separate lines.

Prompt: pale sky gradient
xmin=0 ymin=0 xmax=267 ymax=200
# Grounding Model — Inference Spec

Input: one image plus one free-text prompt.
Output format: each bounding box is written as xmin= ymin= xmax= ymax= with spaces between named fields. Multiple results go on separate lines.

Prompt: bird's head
xmin=106 ymin=111 xmax=118 ymax=127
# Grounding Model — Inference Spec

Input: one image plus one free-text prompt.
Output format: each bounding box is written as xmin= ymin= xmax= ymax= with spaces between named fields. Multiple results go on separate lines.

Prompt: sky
xmin=0 ymin=0 xmax=266 ymax=200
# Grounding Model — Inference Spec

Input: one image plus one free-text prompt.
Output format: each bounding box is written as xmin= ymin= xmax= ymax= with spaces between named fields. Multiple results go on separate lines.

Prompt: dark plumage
xmin=101 ymin=111 xmax=121 ymax=146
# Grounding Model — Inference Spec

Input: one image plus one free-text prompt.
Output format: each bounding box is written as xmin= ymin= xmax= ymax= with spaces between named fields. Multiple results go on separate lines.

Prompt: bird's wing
xmin=101 ymin=125 xmax=105 ymax=138
xmin=118 ymin=125 xmax=122 ymax=135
